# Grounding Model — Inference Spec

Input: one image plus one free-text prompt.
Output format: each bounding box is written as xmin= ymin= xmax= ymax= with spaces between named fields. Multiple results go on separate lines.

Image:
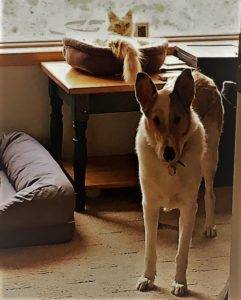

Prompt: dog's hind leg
xmin=172 ymin=202 xmax=198 ymax=297
xmin=202 ymin=134 xmax=220 ymax=238
xmin=136 ymin=202 xmax=160 ymax=292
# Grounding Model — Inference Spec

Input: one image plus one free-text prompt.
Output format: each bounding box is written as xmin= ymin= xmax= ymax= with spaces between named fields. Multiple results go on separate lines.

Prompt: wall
xmin=0 ymin=65 xmax=140 ymax=158
xmin=229 ymin=92 xmax=241 ymax=299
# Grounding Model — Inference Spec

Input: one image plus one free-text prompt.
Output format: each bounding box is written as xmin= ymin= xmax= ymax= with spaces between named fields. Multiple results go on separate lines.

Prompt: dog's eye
xmin=173 ymin=115 xmax=181 ymax=125
xmin=153 ymin=117 xmax=160 ymax=127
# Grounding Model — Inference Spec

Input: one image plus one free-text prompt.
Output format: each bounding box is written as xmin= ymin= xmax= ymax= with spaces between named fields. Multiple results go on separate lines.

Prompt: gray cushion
xmin=0 ymin=171 xmax=16 ymax=203
xmin=0 ymin=132 xmax=75 ymax=248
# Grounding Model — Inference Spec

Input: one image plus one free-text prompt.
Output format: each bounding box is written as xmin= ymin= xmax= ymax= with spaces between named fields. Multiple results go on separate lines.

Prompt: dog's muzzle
xmin=163 ymin=146 xmax=176 ymax=162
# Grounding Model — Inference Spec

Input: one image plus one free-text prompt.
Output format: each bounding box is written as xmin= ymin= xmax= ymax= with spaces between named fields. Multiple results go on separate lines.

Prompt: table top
xmin=41 ymin=61 xmax=175 ymax=95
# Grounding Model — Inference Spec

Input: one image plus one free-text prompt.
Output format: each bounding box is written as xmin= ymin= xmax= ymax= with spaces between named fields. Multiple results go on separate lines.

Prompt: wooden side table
xmin=41 ymin=61 xmax=175 ymax=211
xmin=175 ymin=41 xmax=238 ymax=187
xmin=175 ymin=41 xmax=238 ymax=89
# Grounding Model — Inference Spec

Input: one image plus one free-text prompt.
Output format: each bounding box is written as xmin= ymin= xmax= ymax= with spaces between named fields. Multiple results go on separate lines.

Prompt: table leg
xmin=49 ymin=79 xmax=63 ymax=162
xmin=72 ymin=95 xmax=89 ymax=212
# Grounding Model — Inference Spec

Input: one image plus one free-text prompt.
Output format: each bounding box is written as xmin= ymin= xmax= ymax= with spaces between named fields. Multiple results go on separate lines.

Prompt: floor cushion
xmin=0 ymin=132 xmax=75 ymax=248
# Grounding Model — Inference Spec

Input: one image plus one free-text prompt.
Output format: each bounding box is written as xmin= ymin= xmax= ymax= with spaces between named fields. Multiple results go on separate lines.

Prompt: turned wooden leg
xmin=73 ymin=119 xmax=88 ymax=211
xmin=49 ymin=80 xmax=63 ymax=162
xmin=72 ymin=95 xmax=89 ymax=212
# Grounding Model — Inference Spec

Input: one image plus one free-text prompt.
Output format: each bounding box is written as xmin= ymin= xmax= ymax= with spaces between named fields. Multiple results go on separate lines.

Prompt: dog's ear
xmin=108 ymin=10 xmax=118 ymax=22
xmin=172 ymin=69 xmax=195 ymax=108
xmin=135 ymin=72 xmax=158 ymax=117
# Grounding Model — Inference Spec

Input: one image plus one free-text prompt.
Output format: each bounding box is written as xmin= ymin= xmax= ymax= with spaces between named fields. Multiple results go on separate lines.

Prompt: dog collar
xmin=167 ymin=160 xmax=186 ymax=176
xmin=168 ymin=164 xmax=176 ymax=176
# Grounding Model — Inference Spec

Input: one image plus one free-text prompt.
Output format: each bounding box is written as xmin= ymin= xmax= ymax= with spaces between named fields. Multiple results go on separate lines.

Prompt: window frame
xmin=0 ymin=34 xmax=238 ymax=67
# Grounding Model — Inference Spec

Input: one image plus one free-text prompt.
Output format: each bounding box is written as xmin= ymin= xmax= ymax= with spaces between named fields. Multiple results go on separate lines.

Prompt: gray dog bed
xmin=0 ymin=132 xmax=75 ymax=248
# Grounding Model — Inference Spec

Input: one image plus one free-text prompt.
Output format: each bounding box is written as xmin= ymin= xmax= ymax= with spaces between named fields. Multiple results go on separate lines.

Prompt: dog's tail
xmin=109 ymin=39 xmax=142 ymax=83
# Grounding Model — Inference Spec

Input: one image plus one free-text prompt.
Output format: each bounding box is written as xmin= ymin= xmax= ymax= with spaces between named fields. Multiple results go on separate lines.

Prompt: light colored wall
xmin=229 ymin=92 xmax=241 ymax=299
xmin=0 ymin=65 xmax=140 ymax=158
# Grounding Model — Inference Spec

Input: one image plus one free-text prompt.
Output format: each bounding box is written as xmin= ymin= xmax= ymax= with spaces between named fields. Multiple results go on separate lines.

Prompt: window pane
xmin=0 ymin=0 xmax=240 ymax=43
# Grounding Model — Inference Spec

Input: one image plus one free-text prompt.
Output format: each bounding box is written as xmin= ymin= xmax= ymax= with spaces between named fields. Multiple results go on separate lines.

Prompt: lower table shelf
xmin=62 ymin=154 xmax=138 ymax=189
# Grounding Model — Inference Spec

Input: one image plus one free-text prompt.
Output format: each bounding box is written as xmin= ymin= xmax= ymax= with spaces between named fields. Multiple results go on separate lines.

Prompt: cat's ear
xmin=108 ymin=10 xmax=118 ymax=22
xmin=125 ymin=10 xmax=132 ymax=20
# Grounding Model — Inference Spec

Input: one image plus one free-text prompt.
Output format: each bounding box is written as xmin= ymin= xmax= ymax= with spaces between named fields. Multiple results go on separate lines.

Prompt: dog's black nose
xmin=163 ymin=146 xmax=176 ymax=162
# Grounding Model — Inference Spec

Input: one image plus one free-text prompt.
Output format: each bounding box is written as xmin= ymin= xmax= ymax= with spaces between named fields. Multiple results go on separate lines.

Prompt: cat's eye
xmin=125 ymin=23 xmax=130 ymax=28
xmin=173 ymin=114 xmax=181 ymax=125
xmin=153 ymin=117 xmax=160 ymax=127
xmin=115 ymin=24 xmax=121 ymax=28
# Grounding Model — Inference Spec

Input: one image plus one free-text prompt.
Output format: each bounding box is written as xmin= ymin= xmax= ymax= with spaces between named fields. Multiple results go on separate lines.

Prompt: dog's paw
xmin=136 ymin=276 xmax=154 ymax=292
xmin=203 ymin=225 xmax=217 ymax=238
xmin=171 ymin=281 xmax=188 ymax=297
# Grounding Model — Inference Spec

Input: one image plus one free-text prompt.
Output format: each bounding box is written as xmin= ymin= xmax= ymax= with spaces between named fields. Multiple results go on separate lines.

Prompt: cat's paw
xmin=203 ymin=225 xmax=217 ymax=238
xmin=136 ymin=275 xmax=154 ymax=292
xmin=171 ymin=281 xmax=188 ymax=297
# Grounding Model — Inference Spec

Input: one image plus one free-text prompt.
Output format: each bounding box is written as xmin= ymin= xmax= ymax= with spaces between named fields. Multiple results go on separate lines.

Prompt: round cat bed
xmin=63 ymin=37 xmax=168 ymax=77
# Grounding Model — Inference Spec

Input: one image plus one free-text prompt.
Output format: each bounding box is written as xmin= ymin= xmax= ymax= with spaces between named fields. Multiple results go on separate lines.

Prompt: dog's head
xmin=135 ymin=69 xmax=195 ymax=164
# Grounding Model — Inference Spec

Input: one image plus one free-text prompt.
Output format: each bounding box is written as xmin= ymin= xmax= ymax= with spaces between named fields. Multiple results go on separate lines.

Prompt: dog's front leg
xmin=171 ymin=202 xmax=198 ymax=297
xmin=137 ymin=202 xmax=160 ymax=291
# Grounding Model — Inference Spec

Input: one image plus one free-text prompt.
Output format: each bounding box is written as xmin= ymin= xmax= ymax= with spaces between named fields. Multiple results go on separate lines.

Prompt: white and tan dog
xmin=135 ymin=69 xmax=224 ymax=296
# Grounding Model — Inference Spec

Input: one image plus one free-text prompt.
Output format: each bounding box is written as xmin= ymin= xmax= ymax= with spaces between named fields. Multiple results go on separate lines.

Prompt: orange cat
xmin=108 ymin=10 xmax=134 ymax=36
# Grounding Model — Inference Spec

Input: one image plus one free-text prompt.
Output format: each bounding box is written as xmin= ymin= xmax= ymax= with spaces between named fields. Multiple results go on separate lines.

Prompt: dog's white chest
xmin=138 ymin=153 xmax=185 ymax=209
xmin=151 ymin=166 xmax=183 ymax=207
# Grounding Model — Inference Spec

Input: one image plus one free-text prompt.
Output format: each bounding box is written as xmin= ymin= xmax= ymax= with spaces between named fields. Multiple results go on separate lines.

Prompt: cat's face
xmin=108 ymin=10 xmax=134 ymax=37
